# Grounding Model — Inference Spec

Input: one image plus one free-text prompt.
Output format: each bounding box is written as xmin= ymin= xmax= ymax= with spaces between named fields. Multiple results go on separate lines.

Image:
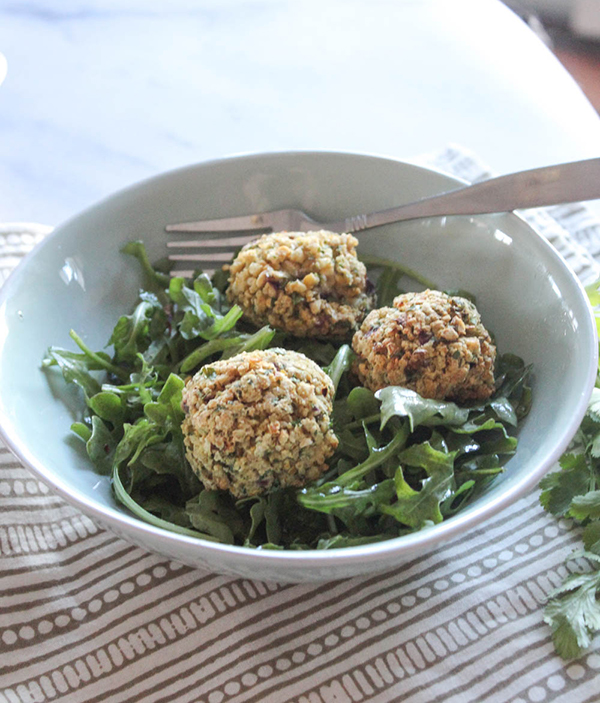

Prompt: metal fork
xmin=166 ymin=157 xmax=600 ymax=275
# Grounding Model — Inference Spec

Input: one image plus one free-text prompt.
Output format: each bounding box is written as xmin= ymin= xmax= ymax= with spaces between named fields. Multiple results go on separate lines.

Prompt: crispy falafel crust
xmin=352 ymin=289 xmax=496 ymax=402
xmin=226 ymin=230 xmax=375 ymax=339
xmin=181 ymin=349 xmax=339 ymax=498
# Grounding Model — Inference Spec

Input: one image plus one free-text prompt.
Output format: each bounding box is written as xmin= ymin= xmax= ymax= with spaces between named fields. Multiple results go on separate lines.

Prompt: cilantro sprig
xmin=540 ymin=280 xmax=600 ymax=658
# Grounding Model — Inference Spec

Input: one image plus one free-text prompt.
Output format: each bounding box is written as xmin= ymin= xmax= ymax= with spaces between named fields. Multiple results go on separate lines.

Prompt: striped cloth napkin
xmin=2 ymin=148 xmax=600 ymax=703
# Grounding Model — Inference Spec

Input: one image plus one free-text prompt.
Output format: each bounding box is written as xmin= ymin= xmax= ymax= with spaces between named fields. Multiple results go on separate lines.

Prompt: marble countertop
xmin=1 ymin=0 xmax=600 ymax=226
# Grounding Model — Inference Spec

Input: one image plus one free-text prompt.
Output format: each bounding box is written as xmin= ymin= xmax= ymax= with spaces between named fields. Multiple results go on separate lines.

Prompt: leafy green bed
xmin=42 ymin=242 xmax=531 ymax=551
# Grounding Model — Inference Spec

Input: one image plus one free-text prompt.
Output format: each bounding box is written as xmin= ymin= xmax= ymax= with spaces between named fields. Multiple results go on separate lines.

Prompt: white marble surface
xmin=1 ymin=0 xmax=600 ymax=226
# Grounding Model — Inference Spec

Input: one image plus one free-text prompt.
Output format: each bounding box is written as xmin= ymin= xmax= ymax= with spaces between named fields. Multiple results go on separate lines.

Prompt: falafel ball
xmin=181 ymin=348 xmax=339 ymax=498
xmin=352 ymin=289 xmax=496 ymax=403
xmin=226 ymin=230 xmax=375 ymax=339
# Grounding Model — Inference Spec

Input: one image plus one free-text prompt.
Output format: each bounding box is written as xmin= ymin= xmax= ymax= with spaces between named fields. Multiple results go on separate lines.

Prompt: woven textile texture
xmin=1 ymin=149 xmax=599 ymax=703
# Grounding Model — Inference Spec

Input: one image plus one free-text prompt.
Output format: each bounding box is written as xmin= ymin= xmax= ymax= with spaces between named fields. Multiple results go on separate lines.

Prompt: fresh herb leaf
xmin=42 ymin=347 xmax=104 ymax=398
xmin=121 ymin=240 xmax=170 ymax=302
xmin=570 ymin=491 xmax=600 ymax=521
xmin=347 ymin=387 xmax=380 ymax=421
xmin=109 ymin=297 xmax=165 ymax=364
xmin=112 ymin=463 xmax=218 ymax=541
xmin=583 ymin=522 xmax=600 ymax=555
xmin=539 ymin=278 xmax=600 ymax=658
xmin=539 ymin=453 xmax=593 ymax=517
xmin=380 ymin=443 xmax=455 ymax=528
xmin=543 ymin=552 xmax=600 ymax=659
xmin=81 ymin=416 xmax=117 ymax=475
xmin=324 ymin=344 xmax=353 ymax=393
xmin=377 ymin=386 xmax=470 ymax=432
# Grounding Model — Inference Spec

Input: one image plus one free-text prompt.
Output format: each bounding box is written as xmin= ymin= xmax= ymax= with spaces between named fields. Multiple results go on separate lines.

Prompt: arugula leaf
xmin=144 ymin=373 xmax=185 ymax=427
xmin=264 ymin=491 xmax=283 ymax=545
xmin=114 ymin=418 xmax=166 ymax=470
xmin=487 ymin=397 xmax=517 ymax=427
xmin=169 ymin=276 xmax=243 ymax=341
xmin=80 ymin=416 xmax=117 ymax=475
xmin=88 ymin=391 xmax=125 ymax=427
xmin=109 ymin=297 xmax=165 ymax=364
xmin=336 ymin=428 xmax=370 ymax=463
xmin=69 ymin=329 xmax=129 ymax=382
xmin=441 ymin=479 xmax=476 ymax=517
xmin=180 ymin=337 xmax=249 ymax=373
xmin=297 ymin=480 xmax=396 ymax=527
xmin=140 ymin=439 xmax=200 ymax=497
xmin=193 ymin=272 xmax=221 ymax=306
xmin=43 ymin=350 xmax=102 ymax=398
xmin=399 ymin=441 xmax=457 ymax=475
xmin=381 ymin=468 xmax=441 ymax=528
xmin=184 ymin=491 xmax=244 ymax=544
xmin=377 ymin=386 xmax=470 ymax=432
xmin=121 ymin=240 xmax=170 ymax=302
xmin=347 ymin=387 xmax=380 ymax=422
xmin=112 ymin=463 xmax=219 ymax=541
xmin=180 ymin=325 xmax=276 ymax=373
xmin=221 ymin=325 xmax=276 ymax=357
xmin=71 ymin=422 xmax=92 ymax=443
xmin=324 ymin=344 xmax=353 ymax=393
xmin=44 ymin=240 xmax=531 ymax=557
xmin=335 ymin=422 xmax=410 ymax=488
xmin=244 ymin=498 xmax=266 ymax=546
xmin=380 ymin=442 xmax=455 ymax=528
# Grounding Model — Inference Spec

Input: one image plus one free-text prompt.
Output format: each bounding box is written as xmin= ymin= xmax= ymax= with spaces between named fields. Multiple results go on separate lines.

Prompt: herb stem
xmin=112 ymin=465 xmax=220 ymax=542
xmin=346 ymin=413 xmax=381 ymax=431
xmin=325 ymin=344 xmax=353 ymax=394
xmin=69 ymin=330 xmax=129 ymax=382
xmin=122 ymin=240 xmax=170 ymax=303
xmin=180 ymin=337 xmax=244 ymax=374
xmin=337 ymin=422 xmax=409 ymax=487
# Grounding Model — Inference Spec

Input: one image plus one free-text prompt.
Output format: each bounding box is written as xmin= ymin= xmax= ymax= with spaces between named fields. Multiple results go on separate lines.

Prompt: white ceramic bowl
xmin=0 ymin=151 xmax=596 ymax=582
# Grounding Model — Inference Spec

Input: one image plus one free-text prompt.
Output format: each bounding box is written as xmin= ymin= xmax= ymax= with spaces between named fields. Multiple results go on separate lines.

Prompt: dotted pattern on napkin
xmin=1 ymin=149 xmax=599 ymax=703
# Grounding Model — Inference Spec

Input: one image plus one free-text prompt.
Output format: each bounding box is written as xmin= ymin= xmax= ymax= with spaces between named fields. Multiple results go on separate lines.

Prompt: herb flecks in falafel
xmin=181 ymin=348 xmax=339 ymax=498
xmin=352 ymin=289 xmax=496 ymax=403
xmin=227 ymin=230 xmax=375 ymax=339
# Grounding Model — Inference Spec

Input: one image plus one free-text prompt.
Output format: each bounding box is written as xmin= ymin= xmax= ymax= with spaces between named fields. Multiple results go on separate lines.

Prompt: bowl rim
xmin=0 ymin=148 xmax=597 ymax=567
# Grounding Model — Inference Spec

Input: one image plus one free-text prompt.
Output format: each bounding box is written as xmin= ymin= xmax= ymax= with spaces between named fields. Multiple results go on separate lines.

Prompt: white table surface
xmin=1 ymin=0 xmax=600 ymax=226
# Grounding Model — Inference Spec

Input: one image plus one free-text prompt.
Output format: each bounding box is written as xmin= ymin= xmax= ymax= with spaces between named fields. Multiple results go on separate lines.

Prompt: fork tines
xmin=165 ymin=207 xmax=319 ymax=276
xmin=166 ymin=233 xmax=259 ymax=274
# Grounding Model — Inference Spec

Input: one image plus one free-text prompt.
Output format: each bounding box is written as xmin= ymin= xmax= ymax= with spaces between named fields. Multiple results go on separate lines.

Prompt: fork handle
xmin=325 ymin=158 xmax=600 ymax=233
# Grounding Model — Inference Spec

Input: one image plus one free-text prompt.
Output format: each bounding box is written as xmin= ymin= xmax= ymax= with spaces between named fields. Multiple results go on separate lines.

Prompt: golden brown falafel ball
xmin=181 ymin=348 xmax=339 ymax=498
xmin=352 ymin=289 xmax=496 ymax=403
xmin=226 ymin=230 xmax=375 ymax=339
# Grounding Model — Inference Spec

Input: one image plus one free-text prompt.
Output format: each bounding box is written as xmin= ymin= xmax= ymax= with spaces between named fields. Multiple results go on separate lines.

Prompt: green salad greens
xmin=538 ymin=280 xmax=600 ymax=659
xmin=42 ymin=242 xmax=531 ymax=551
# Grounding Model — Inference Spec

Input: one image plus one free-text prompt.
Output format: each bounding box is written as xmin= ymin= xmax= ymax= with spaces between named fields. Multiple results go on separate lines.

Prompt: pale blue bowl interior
xmin=0 ymin=151 xmax=594 ymax=582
